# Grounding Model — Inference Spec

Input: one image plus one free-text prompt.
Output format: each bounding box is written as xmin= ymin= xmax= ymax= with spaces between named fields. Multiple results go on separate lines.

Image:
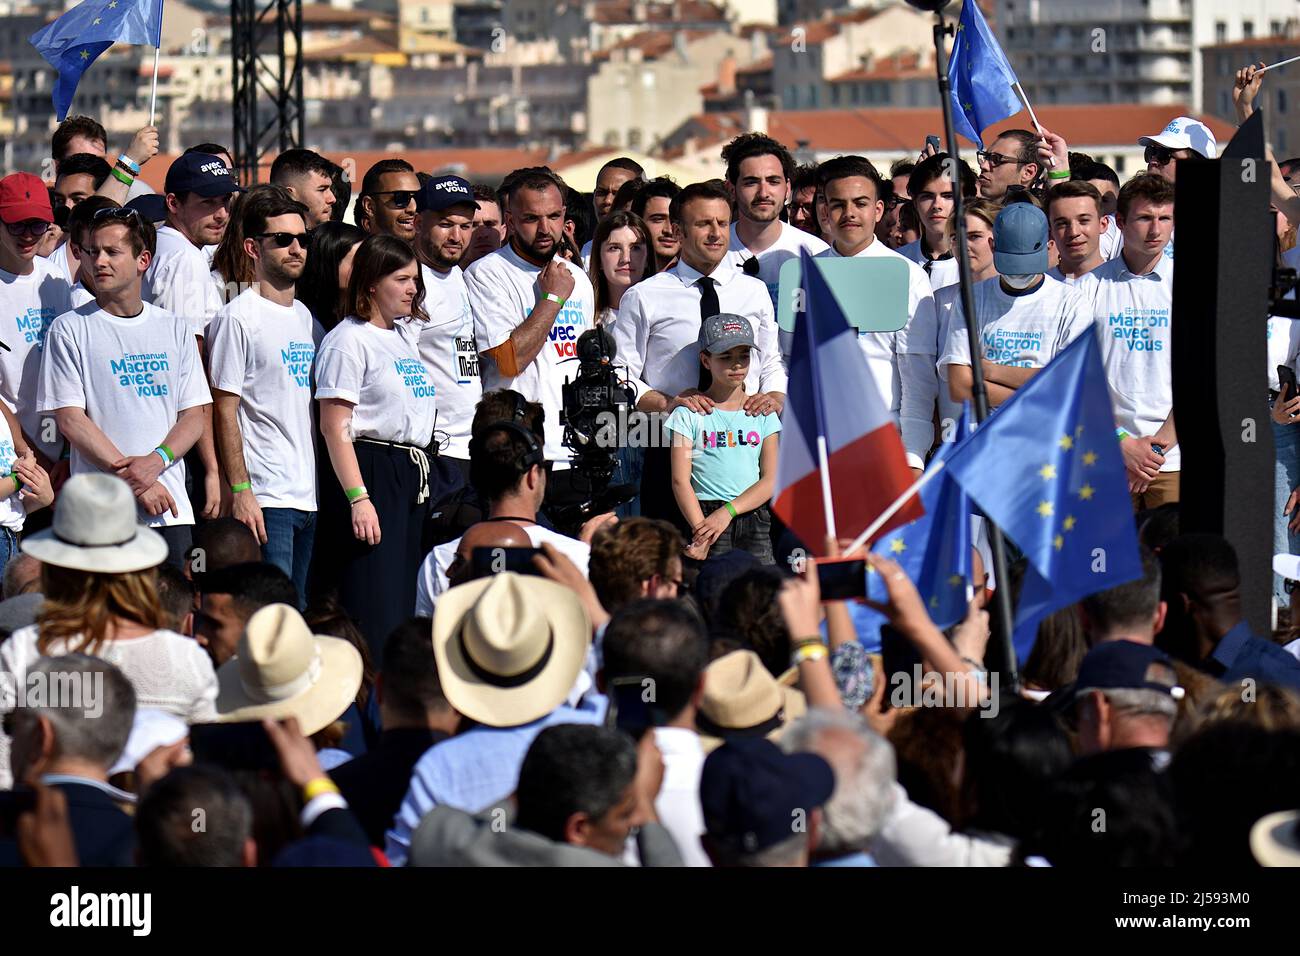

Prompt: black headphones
xmin=468 ymin=393 xmax=545 ymax=476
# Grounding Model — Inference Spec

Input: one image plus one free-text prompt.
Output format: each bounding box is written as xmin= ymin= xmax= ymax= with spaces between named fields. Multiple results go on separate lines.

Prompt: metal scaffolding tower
xmin=230 ymin=0 xmax=304 ymax=184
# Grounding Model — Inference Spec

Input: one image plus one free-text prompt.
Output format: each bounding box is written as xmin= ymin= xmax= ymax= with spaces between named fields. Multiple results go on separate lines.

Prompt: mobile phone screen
xmin=817 ymin=558 xmax=867 ymax=601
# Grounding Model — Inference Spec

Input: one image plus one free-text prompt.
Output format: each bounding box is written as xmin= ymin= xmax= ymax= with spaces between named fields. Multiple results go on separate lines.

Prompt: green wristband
xmin=230 ymin=481 xmax=252 ymax=493
xmin=725 ymin=501 xmax=738 ymax=519
xmin=1047 ymin=169 xmax=1071 ymax=181
xmin=543 ymin=292 xmax=566 ymax=307
xmin=345 ymin=485 xmax=367 ymax=501
xmin=159 ymin=443 xmax=175 ymax=462
xmin=110 ymin=166 xmax=134 ymax=186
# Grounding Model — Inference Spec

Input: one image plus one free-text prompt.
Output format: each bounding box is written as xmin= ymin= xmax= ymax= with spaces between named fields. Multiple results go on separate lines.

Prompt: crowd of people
xmin=1 ymin=59 xmax=1300 ymax=869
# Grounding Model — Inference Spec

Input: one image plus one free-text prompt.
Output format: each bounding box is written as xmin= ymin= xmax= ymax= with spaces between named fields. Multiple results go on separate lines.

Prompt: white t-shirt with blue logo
xmin=400 ymin=264 xmax=481 ymax=461
xmin=664 ymin=405 xmax=782 ymax=502
xmin=144 ymin=225 xmax=225 ymax=338
xmin=939 ymin=274 xmax=1091 ymax=373
xmin=207 ymin=288 xmax=323 ymax=512
xmin=0 ymin=413 xmax=24 ymax=534
xmin=727 ymin=221 xmax=828 ymax=311
xmin=314 ymin=318 xmax=436 ymax=448
xmin=1079 ymin=253 xmax=1178 ymax=471
xmin=38 ymin=301 xmax=212 ymax=526
xmin=465 ymin=244 xmax=594 ymax=465
xmin=0 ymin=257 xmax=73 ymax=461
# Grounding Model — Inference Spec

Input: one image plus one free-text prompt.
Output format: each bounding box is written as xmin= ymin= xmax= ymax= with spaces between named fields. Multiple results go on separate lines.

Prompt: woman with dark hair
xmin=314 ymin=235 xmax=436 ymax=654
xmin=589 ymin=209 xmax=657 ymax=322
xmin=590 ymin=210 xmax=657 ymax=514
xmin=300 ymin=221 xmax=365 ymax=331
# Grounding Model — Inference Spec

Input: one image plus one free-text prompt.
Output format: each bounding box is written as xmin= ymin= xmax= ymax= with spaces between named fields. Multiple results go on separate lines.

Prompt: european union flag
xmin=949 ymin=0 xmax=1022 ymax=149
xmin=864 ymin=404 xmax=975 ymax=633
xmin=944 ymin=331 xmax=1142 ymax=661
xmin=30 ymin=0 xmax=164 ymax=121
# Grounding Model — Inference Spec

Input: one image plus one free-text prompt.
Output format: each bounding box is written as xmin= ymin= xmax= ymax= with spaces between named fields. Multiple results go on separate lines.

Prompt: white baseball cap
xmin=1139 ymin=116 xmax=1217 ymax=159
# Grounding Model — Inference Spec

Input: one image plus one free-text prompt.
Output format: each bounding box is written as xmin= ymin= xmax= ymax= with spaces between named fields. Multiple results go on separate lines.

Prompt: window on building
xmin=1272 ymin=21 xmax=1283 ymax=36
xmin=809 ymin=84 xmax=818 ymax=107
xmin=1243 ymin=20 xmax=1254 ymax=39
xmin=1219 ymin=89 xmax=1231 ymax=115
xmin=1280 ymin=88 xmax=1288 ymax=113
xmin=1281 ymin=128 xmax=1289 ymax=153
xmin=831 ymin=84 xmax=840 ymax=105
xmin=628 ymin=128 xmax=643 ymax=149
xmin=1215 ymin=21 xmax=1226 ymax=43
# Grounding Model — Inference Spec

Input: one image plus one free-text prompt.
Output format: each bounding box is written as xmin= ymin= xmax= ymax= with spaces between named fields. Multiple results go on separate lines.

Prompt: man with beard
xmin=206 ymin=192 xmax=321 ymax=596
xmin=402 ymin=175 xmax=482 ymax=496
xmin=722 ymin=133 xmax=826 ymax=308
xmin=356 ymin=159 xmax=420 ymax=244
xmin=466 ymin=169 xmax=595 ymax=475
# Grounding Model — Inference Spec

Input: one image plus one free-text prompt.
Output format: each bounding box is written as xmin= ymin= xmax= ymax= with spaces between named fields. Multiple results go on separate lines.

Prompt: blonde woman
xmin=0 ymin=474 xmax=217 ymax=789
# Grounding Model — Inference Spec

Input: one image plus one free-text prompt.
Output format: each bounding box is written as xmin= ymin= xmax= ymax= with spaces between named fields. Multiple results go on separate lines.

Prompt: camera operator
xmin=414 ymin=390 xmax=612 ymax=615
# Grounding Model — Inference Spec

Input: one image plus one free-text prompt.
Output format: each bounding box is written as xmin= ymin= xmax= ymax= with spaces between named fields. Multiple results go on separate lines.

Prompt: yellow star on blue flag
xmin=944 ymin=333 xmax=1142 ymax=661
xmin=864 ymin=404 xmax=975 ymax=633
xmin=29 ymin=0 xmax=163 ymax=120
xmin=948 ymin=0 xmax=1022 ymax=149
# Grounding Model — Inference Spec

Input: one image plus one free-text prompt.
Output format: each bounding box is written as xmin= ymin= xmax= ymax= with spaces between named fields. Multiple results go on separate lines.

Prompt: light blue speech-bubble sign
xmin=777 ymin=256 xmax=912 ymax=334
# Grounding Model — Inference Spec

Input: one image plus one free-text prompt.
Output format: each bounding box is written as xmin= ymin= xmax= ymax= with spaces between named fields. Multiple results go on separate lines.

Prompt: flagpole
xmin=843 ymin=461 xmax=946 ymax=557
xmin=928 ymin=1 xmax=1020 ymax=691
xmin=816 ymin=436 xmax=838 ymax=542
xmin=1259 ymin=53 xmax=1300 ymax=75
xmin=1012 ymin=81 xmax=1043 ymax=136
xmin=148 ymin=44 xmax=160 ymax=125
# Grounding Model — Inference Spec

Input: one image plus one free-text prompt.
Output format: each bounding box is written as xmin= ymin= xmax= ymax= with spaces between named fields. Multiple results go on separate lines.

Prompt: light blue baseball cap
xmin=993 ymin=202 xmax=1049 ymax=275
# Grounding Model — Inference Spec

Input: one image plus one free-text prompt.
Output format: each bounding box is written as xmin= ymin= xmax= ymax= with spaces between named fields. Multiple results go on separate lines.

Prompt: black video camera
xmin=557 ymin=327 xmax=638 ymax=527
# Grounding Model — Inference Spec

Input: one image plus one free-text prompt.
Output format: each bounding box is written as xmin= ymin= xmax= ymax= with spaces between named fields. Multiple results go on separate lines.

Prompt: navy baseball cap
xmin=125 ymin=193 xmax=167 ymax=224
xmin=164 ymin=153 xmax=241 ymax=198
xmin=416 ymin=174 xmax=478 ymax=213
xmin=1073 ymin=640 xmax=1183 ymax=701
xmin=993 ymin=202 xmax=1049 ymax=275
xmin=700 ymin=737 xmax=835 ymax=855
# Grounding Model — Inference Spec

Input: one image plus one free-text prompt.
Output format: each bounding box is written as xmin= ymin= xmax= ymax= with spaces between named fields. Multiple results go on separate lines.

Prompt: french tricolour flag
xmin=772 ymin=249 xmax=924 ymax=555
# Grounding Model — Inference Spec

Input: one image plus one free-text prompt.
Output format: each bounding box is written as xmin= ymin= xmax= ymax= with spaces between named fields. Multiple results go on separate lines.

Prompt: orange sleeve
xmin=484 ymin=339 xmax=521 ymax=378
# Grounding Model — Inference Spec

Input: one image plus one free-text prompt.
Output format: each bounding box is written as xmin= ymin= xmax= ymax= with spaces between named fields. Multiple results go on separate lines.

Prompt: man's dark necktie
xmin=697 ymin=275 xmax=719 ymax=391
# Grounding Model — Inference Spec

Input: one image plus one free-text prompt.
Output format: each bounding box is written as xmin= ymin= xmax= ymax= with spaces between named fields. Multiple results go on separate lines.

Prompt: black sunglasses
xmin=1144 ymin=145 xmax=1176 ymax=167
xmin=4 ymin=220 xmax=52 ymax=238
xmin=253 ymin=231 xmax=309 ymax=249
xmin=92 ymin=206 xmax=142 ymax=224
xmin=366 ymin=190 xmax=418 ymax=209
xmin=976 ymin=149 xmax=1023 ymax=169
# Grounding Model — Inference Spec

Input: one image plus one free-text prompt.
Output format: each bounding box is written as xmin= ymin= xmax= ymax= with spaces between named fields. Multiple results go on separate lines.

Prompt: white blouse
xmin=0 ymin=625 xmax=217 ymax=790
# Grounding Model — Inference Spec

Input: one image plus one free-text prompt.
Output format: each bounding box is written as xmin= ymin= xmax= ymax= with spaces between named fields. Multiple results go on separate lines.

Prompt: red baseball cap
xmin=0 ymin=173 xmax=54 ymax=225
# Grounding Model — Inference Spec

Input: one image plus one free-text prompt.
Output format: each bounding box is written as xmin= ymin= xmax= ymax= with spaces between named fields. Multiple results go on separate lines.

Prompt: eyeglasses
xmin=1144 ymin=145 xmax=1176 ymax=167
xmin=365 ymin=190 xmax=418 ymax=209
xmin=976 ymin=150 xmax=1023 ymax=169
xmin=3 ymin=219 xmax=52 ymax=238
xmin=92 ymin=206 xmax=142 ymax=224
xmin=253 ymin=232 xmax=309 ymax=249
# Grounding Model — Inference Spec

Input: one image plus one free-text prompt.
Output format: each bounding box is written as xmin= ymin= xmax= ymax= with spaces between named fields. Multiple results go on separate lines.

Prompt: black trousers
xmin=314 ymin=441 xmax=430 ymax=659
xmin=639 ymin=446 xmax=688 ymax=534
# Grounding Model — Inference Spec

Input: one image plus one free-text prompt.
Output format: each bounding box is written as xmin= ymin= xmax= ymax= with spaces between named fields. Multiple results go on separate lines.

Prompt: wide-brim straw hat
xmin=697 ymin=649 xmax=807 ymax=752
xmin=22 ymin=473 xmax=167 ymax=573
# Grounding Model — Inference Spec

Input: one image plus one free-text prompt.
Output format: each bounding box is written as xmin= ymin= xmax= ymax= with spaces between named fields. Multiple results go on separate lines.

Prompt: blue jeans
xmin=261 ymin=508 xmax=316 ymax=608
xmin=1275 ymin=418 xmax=1300 ymax=605
xmin=0 ymin=527 xmax=18 ymax=588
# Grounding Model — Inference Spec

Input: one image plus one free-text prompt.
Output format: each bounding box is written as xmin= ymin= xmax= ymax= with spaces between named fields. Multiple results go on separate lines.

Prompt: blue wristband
xmin=154 ymin=448 xmax=170 ymax=466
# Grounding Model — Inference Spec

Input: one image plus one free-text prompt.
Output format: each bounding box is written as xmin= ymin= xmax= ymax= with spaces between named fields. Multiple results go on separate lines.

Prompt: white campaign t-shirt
xmin=0 ymin=257 xmax=73 ymax=460
xmin=1100 ymin=218 xmax=1123 ymax=261
xmin=38 ymin=301 xmax=212 ymax=526
xmin=1080 ymin=254 xmax=1178 ymax=471
xmin=465 ymin=245 xmax=595 ymax=464
xmin=315 ymin=318 xmax=436 ymax=447
xmin=1271 ymin=247 xmax=1300 ymax=392
xmin=727 ymin=221 xmax=828 ymax=310
xmin=414 ymin=524 xmax=591 ymax=616
xmin=399 ymin=264 xmax=482 ymax=460
xmin=897 ymin=239 xmax=960 ymax=292
xmin=144 ymin=225 xmax=225 ymax=337
xmin=207 ymin=288 xmax=322 ymax=511
xmin=0 ymin=412 xmax=25 ymax=533
xmin=940 ymin=274 xmax=1091 ymax=372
